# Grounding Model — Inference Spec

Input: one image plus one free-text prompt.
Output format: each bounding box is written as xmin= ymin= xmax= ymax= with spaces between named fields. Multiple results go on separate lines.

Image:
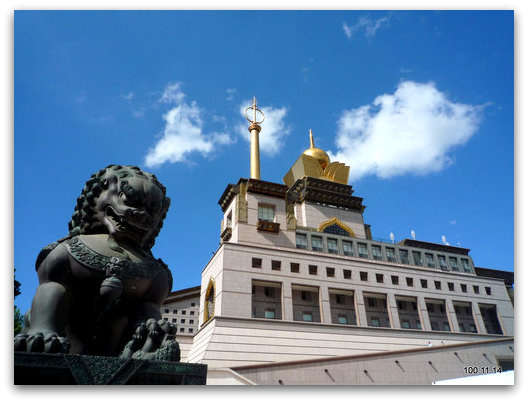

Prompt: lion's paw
xmin=119 ymin=319 xmax=180 ymax=362
xmin=14 ymin=331 xmax=70 ymax=354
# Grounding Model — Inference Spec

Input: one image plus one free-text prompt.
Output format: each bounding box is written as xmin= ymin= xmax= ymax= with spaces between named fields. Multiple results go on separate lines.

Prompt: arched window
xmin=323 ymin=224 xmax=350 ymax=237
xmin=318 ymin=217 xmax=355 ymax=237
xmin=204 ymin=279 xmax=216 ymax=323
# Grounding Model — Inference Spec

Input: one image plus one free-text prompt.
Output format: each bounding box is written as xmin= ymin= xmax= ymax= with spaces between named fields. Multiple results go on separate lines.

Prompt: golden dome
xmin=303 ymin=129 xmax=330 ymax=170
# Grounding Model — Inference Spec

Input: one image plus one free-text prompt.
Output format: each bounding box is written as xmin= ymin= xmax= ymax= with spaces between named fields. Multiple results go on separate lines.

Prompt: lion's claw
xmin=14 ymin=332 xmax=70 ymax=354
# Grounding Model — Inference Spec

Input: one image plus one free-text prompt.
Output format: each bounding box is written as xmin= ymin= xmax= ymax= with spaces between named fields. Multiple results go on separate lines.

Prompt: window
xmin=399 ymin=249 xmax=409 ymax=264
xmin=473 ymin=285 xmax=480 ymax=294
xmin=416 ymin=322 xmax=422 ymax=330
xmin=360 ymin=271 xmax=368 ymax=281
xmin=191 ymin=302 xmax=196 ymax=307
xmin=309 ymin=265 xmax=318 ymax=275
xmin=398 ymin=301 xmax=406 ymax=310
xmin=252 ymin=258 xmax=262 ymax=268
xmin=376 ymin=273 xmax=384 ymax=283
xmin=182 ymin=310 xmax=186 ymax=315
xmin=469 ymin=324 xmax=477 ymax=333
xmin=358 ymin=243 xmax=368 ymax=258
xmin=265 ymin=309 xmax=276 ymax=319
xmin=372 ymin=245 xmax=383 ymax=260
xmin=386 ymin=247 xmax=396 ymax=262
xmin=252 ymin=285 xmax=256 ymax=295
xmin=449 ymin=257 xmax=460 ymax=271
xmin=370 ymin=317 xmax=380 ymax=327
xmin=189 ymin=319 xmax=194 ymax=324
xmin=181 ymin=319 xmax=186 ymax=323
xmin=391 ymin=275 xmax=399 ymax=285
xmin=188 ymin=328 xmax=193 ymax=333
xmin=302 ymin=312 xmax=313 ymax=322
xmin=327 ymin=238 xmax=338 ymax=254
xmin=172 ymin=309 xmax=178 ymax=314
xmin=438 ymin=255 xmax=448 ymax=270
xmin=296 ymin=233 xmax=307 ymax=249
xmin=458 ymin=323 xmax=465 ymax=332
xmin=172 ymin=318 xmax=177 ymax=323
xmin=420 ymin=279 xmax=428 ymax=289
xmin=180 ymin=328 xmax=185 ymax=333
xmin=461 ymin=258 xmax=471 ymax=272
xmin=427 ymin=303 xmax=434 ymax=313
xmin=485 ymin=287 xmax=492 ymax=295
xmin=435 ymin=281 xmax=441 ymax=290
xmin=343 ymin=269 xmax=352 ymax=279
xmin=264 ymin=287 xmax=275 ymax=298
xmin=431 ymin=321 xmax=439 ymax=331
xmin=226 ymin=212 xmax=232 ymax=228
xmin=461 ymin=284 xmax=467 ymax=293
xmin=448 ymin=282 xmax=455 ymax=291
xmin=412 ymin=302 xmax=417 ymax=311
xmin=311 ymin=236 xmax=323 ymax=252
xmin=258 ymin=204 xmax=275 ymax=222
xmin=290 ymin=262 xmax=300 ymax=273
xmin=439 ymin=305 xmax=445 ymax=313
xmin=163 ymin=308 xmax=169 ymax=313
xmin=323 ymin=224 xmax=350 ymax=237
xmin=343 ymin=241 xmax=354 ymax=256
xmin=367 ymin=297 xmax=377 ymax=307
xmin=425 ymin=253 xmax=435 ymax=268
xmin=301 ymin=291 xmax=310 ymax=301
xmin=335 ymin=294 xmax=345 ymax=304
xmin=271 ymin=260 xmax=281 ymax=271
xmin=190 ymin=311 xmax=195 ymax=315
xmin=401 ymin=320 xmax=410 ymax=329
xmin=444 ymin=322 xmax=451 ymax=331
xmin=412 ymin=251 xmax=423 ymax=266
xmin=338 ymin=315 xmax=348 ymax=325
xmin=406 ymin=277 xmax=414 ymax=287
xmin=326 ymin=267 xmax=335 ymax=277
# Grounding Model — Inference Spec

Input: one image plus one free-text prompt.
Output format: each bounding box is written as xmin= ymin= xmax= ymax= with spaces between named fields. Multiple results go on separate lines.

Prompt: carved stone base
xmin=14 ymin=352 xmax=207 ymax=385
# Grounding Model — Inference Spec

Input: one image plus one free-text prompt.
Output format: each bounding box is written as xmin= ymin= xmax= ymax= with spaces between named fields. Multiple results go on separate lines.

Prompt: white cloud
xmin=226 ymin=88 xmax=237 ymax=101
xmin=236 ymin=101 xmax=291 ymax=156
xmin=343 ymin=13 xmax=392 ymax=39
xmin=122 ymin=91 xmax=134 ymax=101
xmin=330 ymin=81 xmax=483 ymax=181
xmin=144 ymin=83 xmax=232 ymax=167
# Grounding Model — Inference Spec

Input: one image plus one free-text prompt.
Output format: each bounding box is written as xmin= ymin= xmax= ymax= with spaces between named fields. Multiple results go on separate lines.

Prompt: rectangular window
xmin=406 ymin=277 xmax=414 ymax=287
xmin=191 ymin=302 xmax=196 ymax=307
xmin=449 ymin=257 xmax=460 ymax=271
xmin=309 ymin=265 xmax=318 ymax=275
xmin=399 ymin=249 xmax=409 ymax=264
xmin=326 ymin=267 xmax=335 ymax=277
xmin=311 ymin=236 xmax=323 ymax=252
xmin=343 ymin=269 xmax=352 ymax=279
xmin=372 ymin=245 xmax=383 ymax=260
xmin=425 ymin=253 xmax=435 ymax=268
xmin=188 ymin=328 xmax=193 ymax=333
xmin=302 ymin=312 xmax=313 ymax=322
xmin=412 ymin=251 xmax=423 ymax=266
xmin=427 ymin=303 xmax=434 ymax=313
xmin=401 ymin=320 xmax=410 ymax=329
xmin=181 ymin=319 xmax=186 ymax=323
xmin=264 ymin=287 xmax=275 ymax=298
xmin=264 ymin=309 xmax=276 ymax=319
xmin=271 ymin=260 xmax=281 ymax=271
xmin=357 ymin=243 xmax=368 ymax=258
xmin=398 ymin=301 xmax=406 ymax=310
xmin=343 ymin=241 xmax=354 ymax=256
xmin=469 ymin=324 xmax=477 ymax=333
xmin=338 ymin=315 xmax=348 ymax=325
xmin=420 ymin=279 xmax=428 ymax=288
xmin=386 ymin=247 xmax=396 ymax=262
xmin=461 ymin=258 xmax=471 ymax=272
xmin=431 ymin=321 xmax=439 ymax=331
xmin=258 ymin=204 xmax=275 ymax=222
xmin=461 ymin=284 xmax=467 ymax=293
xmin=370 ymin=317 xmax=380 ymax=327
xmin=360 ymin=271 xmax=368 ymax=281
xmin=444 ymin=322 xmax=451 ymax=331
xmin=164 ymin=308 xmax=169 ymax=313
xmin=473 ymin=285 xmax=480 ymax=294
xmin=296 ymin=233 xmax=307 ymax=249
xmin=485 ymin=286 xmax=492 ymax=295
xmin=438 ymin=255 xmax=448 ymax=270
xmin=252 ymin=258 xmax=262 ymax=268
xmin=290 ymin=262 xmax=300 ymax=273
xmin=335 ymin=294 xmax=345 ymax=304
xmin=327 ymin=238 xmax=338 ymax=254
xmin=376 ymin=273 xmax=384 ymax=283
xmin=435 ymin=281 xmax=442 ymax=290
xmin=391 ymin=275 xmax=399 ymax=285
xmin=367 ymin=297 xmax=377 ymax=307
xmin=458 ymin=323 xmax=465 ymax=332
xmin=182 ymin=310 xmax=186 ymax=315
xmin=172 ymin=309 xmax=177 ymax=314
xmin=448 ymin=282 xmax=455 ymax=291
xmin=189 ymin=319 xmax=194 ymax=324
xmin=416 ymin=322 xmax=422 ymax=330
xmin=190 ymin=311 xmax=195 ymax=315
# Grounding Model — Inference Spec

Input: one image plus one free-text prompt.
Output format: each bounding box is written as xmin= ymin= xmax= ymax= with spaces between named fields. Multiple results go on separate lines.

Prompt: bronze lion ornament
xmin=15 ymin=165 xmax=180 ymax=361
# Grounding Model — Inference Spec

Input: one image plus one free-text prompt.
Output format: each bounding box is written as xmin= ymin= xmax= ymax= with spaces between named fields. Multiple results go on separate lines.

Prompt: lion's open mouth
xmin=105 ymin=206 xmax=150 ymax=240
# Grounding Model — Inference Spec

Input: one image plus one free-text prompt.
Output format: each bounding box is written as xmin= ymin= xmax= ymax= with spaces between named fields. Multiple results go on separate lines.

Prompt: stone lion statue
xmin=15 ymin=165 xmax=180 ymax=361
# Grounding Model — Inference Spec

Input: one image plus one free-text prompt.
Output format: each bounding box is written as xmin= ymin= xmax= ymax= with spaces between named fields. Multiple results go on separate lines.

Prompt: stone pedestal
xmin=14 ymin=352 xmax=207 ymax=385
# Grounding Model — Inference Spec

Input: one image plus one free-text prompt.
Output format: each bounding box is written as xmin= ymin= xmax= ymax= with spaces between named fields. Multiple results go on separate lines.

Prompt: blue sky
xmin=14 ymin=10 xmax=513 ymax=314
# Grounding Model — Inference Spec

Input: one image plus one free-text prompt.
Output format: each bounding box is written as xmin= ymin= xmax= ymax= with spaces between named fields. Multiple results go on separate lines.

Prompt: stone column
xmin=282 ymin=281 xmax=293 ymax=321
xmin=417 ymin=296 xmax=432 ymax=331
xmin=354 ymin=290 xmax=368 ymax=326
xmin=320 ymin=285 xmax=332 ymax=324
xmin=445 ymin=299 xmax=460 ymax=333
xmin=387 ymin=293 xmax=401 ymax=329
xmin=472 ymin=301 xmax=487 ymax=334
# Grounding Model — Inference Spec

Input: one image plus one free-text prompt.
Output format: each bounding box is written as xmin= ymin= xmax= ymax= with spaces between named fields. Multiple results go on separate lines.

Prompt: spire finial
xmin=244 ymin=97 xmax=265 ymax=180
xmin=309 ymin=129 xmax=315 ymax=148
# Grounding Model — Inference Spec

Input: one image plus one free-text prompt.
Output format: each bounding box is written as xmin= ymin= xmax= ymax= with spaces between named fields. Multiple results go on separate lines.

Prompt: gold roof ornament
xmin=244 ymin=97 xmax=265 ymax=180
xmin=283 ymin=129 xmax=350 ymax=187
xmin=303 ymin=129 xmax=331 ymax=170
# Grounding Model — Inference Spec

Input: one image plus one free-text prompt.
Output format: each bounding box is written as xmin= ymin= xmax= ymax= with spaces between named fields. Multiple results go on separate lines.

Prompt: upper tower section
xmin=283 ymin=130 xmax=350 ymax=187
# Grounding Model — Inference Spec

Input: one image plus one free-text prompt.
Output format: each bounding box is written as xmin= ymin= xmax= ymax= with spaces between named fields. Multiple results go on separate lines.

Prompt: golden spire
xmin=244 ymin=97 xmax=265 ymax=180
xmin=303 ymin=129 xmax=330 ymax=170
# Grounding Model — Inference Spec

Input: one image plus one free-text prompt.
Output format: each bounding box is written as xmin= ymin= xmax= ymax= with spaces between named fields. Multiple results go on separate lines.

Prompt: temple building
xmin=163 ymin=100 xmax=514 ymax=385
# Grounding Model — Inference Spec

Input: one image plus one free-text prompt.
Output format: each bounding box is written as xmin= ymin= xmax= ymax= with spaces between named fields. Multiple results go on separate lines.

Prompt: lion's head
xmin=68 ymin=165 xmax=170 ymax=250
